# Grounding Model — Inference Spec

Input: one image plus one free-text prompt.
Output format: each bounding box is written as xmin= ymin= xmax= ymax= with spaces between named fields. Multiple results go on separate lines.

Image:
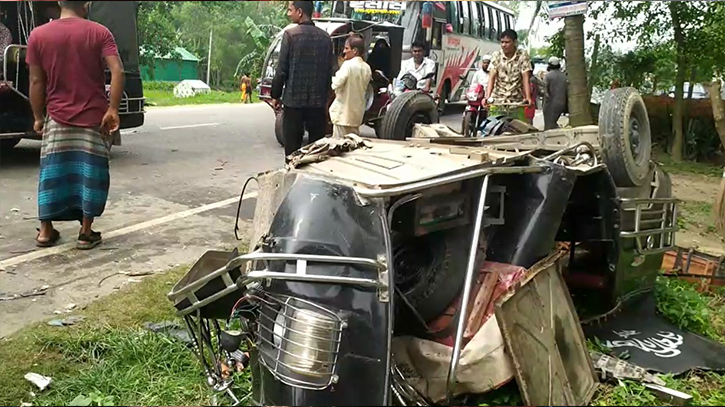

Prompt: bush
xmin=143 ymin=81 xmax=179 ymax=92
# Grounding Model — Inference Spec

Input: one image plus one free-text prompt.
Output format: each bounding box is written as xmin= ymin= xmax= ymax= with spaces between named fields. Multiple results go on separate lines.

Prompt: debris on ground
xmin=47 ymin=315 xmax=85 ymax=327
xmin=0 ymin=285 xmax=50 ymax=301
xmin=144 ymin=321 xmax=193 ymax=345
xmin=24 ymin=373 xmax=52 ymax=391
xmin=643 ymin=383 xmax=693 ymax=406
xmin=65 ymin=303 xmax=76 ymax=311
xmin=589 ymin=350 xmax=665 ymax=386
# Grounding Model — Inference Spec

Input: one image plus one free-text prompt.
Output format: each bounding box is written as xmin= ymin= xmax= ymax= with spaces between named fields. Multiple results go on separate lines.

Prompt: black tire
xmin=462 ymin=111 xmax=476 ymax=137
xmin=437 ymin=81 xmax=450 ymax=115
xmin=274 ymin=110 xmax=285 ymax=147
xmin=373 ymin=120 xmax=383 ymax=139
xmin=379 ymin=91 xmax=439 ymax=141
xmin=598 ymin=87 xmax=652 ymax=187
xmin=393 ymin=227 xmax=474 ymax=322
xmin=0 ymin=138 xmax=21 ymax=152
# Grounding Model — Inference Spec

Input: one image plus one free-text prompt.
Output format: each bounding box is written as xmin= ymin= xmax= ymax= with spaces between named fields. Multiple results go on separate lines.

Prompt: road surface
xmin=0 ymin=102 xmax=549 ymax=336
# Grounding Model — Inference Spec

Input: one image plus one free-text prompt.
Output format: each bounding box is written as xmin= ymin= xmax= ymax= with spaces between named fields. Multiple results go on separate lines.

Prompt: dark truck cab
xmin=0 ymin=0 xmax=144 ymax=151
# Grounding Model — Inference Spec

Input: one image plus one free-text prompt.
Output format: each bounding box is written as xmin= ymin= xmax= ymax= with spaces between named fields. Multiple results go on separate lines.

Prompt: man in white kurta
xmin=330 ymin=36 xmax=372 ymax=138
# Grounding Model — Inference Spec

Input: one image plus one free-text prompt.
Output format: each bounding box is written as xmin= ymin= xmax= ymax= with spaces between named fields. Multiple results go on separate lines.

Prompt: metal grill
xmin=256 ymin=293 xmax=345 ymax=390
xmin=620 ymin=198 xmax=678 ymax=255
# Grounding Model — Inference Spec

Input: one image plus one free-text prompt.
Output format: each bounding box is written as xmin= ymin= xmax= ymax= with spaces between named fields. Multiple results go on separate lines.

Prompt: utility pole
xmin=206 ymin=28 xmax=213 ymax=86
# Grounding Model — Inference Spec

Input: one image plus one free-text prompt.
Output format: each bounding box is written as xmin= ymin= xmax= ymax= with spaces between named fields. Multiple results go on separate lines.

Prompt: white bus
xmin=397 ymin=1 xmax=516 ymax=110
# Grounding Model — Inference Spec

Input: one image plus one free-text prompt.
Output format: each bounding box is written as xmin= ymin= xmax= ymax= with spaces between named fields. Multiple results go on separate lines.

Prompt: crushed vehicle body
xmin=168 ymin=88 xmax=678 ymax=406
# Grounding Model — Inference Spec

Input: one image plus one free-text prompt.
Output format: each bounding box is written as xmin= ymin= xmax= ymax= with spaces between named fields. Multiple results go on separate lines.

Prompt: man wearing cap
xmin=543 ymin=56 xmax=568 ymax=130
xmin=471 ymin=55 xmax=491 ymax=88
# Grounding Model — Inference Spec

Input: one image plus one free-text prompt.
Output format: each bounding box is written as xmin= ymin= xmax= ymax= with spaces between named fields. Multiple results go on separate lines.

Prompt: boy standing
xmin=329 ymin=36 xmax=371 ymax=138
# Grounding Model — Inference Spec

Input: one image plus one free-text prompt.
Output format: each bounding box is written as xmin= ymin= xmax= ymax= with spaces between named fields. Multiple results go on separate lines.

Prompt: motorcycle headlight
xmin=467 ymin=91 xmax=480 ymax=101
xmin=259 ymin=294 xmax=344 ymax=389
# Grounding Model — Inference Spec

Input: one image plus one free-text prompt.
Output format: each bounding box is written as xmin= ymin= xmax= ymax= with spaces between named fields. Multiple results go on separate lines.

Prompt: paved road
xmin=0 ymin=102 xmax=548 ymax=336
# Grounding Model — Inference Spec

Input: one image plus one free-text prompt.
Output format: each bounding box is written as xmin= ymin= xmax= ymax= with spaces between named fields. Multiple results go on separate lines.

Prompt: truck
xmin=0 ymin=1 xmax=144 ymax=152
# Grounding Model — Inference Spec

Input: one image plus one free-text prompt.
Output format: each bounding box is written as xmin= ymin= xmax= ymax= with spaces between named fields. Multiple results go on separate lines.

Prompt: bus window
xmin=496 ymin=10 xmax=503 ymax=37
xmin=488 ymin=6 xmax=496 ymax=40
xmin=482 ymin=4 xmax=491 ymax=40
xmin=504 ymin=14 xmax=512 ymax=31
xmin=431 ymin=20 xmax=443 ymax=50
xmin=460 ymin=1 xmax=471 ymax=36
xmin=470 ymin=2 xmax=481 ymax=38
xmin=447 ymin=1 xmax=460 ymax=33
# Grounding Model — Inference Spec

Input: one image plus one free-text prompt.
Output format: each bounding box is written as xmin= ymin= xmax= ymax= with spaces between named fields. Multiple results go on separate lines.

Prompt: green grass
xmin=677 ymin=200 xmax=718 ymax=235
xmin=0 ymin=266 xmax=226 ymax=406
xmin=144 ymin=89 xmax=260 ymax=107
xmin=1 ymin=266 xmax=724 ymax=406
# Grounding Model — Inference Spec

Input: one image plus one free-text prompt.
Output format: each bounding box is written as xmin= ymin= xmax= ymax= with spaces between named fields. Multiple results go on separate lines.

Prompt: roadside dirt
xmin=671 ymin=173 xmax=725 ymax=255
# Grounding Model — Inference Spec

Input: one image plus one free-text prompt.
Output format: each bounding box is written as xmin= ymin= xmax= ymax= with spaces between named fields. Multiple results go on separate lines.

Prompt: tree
xmin=565 ymin=14 xmax=593 ymax=126
xmin=137 ymin=1 xmax=180 ymax=77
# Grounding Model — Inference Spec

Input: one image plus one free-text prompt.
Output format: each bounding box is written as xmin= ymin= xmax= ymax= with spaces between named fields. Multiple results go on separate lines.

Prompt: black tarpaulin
xmin=583 ymin=292 xmax=725 ymax=375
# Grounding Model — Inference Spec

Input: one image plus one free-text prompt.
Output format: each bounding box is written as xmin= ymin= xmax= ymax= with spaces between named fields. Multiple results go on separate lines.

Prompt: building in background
xmin=140 ymin=47 xmax=200 ymax=82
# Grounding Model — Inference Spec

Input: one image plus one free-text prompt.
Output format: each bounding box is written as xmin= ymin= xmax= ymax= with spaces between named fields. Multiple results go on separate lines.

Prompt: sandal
xmin=77 ymin=230 xmax=102 ymax=250
xmin=36 ymin=228 xmax=61 ymax=247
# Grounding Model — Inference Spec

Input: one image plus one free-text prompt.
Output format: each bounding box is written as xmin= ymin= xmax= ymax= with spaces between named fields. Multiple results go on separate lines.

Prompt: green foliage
xmin=69 ymin=392 xmax=115 ymax=406
xmin=137 ymin=1 xmax=288 ymax=88
xmin=655 ymin=277 xmax=725 ymax=343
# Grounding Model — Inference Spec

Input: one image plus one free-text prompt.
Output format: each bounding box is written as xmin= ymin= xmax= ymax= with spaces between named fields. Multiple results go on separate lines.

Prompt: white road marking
xmin=0 ymin=192 xmax=258 ymax=269
xmin=160 ymin=123 xmax=219 ymax=130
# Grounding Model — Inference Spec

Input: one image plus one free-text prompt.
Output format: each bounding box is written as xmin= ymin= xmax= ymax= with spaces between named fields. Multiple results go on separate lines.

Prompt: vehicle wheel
xmin=0 ymin=138 xmax=21 ymax=152
xmin=379 ymin=91 xmax=439 ymax=141
xmin=462 ymin=111 xmax=477 ymax=137
xmin=437 ymin=81 xmax=450 ymax=115
xmin=393 ymin=227 xmax=475 ymax=323
xmin=274 ymin=110 xmax=285 ymax=147
xmin=598 ymin=87 xmax=652 ymax=187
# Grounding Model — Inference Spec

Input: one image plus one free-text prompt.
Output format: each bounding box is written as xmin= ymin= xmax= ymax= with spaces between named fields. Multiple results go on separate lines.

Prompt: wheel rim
xmin=630 ymin=117 xmax=642 ymax=160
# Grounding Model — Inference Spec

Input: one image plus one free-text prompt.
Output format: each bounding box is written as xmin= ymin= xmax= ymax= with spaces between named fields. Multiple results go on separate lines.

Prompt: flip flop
xmin=36 ymin=228 xmax=61 ymax=247
xmin=77 ymin=230 xmax=102 ymax=250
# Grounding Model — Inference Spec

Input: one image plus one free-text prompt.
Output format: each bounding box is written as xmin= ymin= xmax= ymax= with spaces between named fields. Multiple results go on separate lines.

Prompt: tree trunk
xmin=564 ymin=14 xmax=593 ymax=126
xmin=669 ymin=1 xmax=686 ymax=162
xmin=707 ymin=81 xmax=725 ymax=235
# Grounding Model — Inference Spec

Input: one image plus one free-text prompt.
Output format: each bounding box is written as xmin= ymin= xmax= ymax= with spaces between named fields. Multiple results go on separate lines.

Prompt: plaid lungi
xmin=37 ymin=117 xmax=110 ymax=221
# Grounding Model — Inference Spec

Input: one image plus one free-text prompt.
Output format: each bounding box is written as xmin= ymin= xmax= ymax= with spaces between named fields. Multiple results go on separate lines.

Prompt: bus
xmin=398 ymin=1 xmax=515 ymax=111
xmin=0 ymin=1 xmax=144 ymax=151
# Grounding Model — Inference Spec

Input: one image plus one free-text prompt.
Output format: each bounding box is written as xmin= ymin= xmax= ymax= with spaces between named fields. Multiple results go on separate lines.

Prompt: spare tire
xmin=392 ymin=226 xmax=475 ymax=323
xmin=598 ymin=87 xmax=652 ymax=187
xmin=379 ymin=91 xmax=439 ymax=140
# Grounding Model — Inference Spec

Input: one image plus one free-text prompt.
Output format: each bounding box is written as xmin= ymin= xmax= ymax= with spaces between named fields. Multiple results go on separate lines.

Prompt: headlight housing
xmin=258 ymin=293 xmax=344 ymax=390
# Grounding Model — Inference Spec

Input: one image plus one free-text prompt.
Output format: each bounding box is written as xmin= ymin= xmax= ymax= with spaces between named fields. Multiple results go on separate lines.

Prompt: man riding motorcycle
xmin=396 ymin=39 xmax=435 ymax=92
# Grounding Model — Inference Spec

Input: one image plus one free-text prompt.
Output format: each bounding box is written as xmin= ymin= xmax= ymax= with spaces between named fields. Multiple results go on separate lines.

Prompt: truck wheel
xmin=274 ymin=110 xmax=284 ymax=147
xmin=437 ymin=81 xmax=450 ymax=115
xmin=393 ymin=226 xmax=474 ymax=323
xmin=0 ymin=138 xmax=20 ymax=152
xmin=379 ymin=91 xmax=439 ymax=141
xmin=598 ymin=87 xmax=652 ymax=187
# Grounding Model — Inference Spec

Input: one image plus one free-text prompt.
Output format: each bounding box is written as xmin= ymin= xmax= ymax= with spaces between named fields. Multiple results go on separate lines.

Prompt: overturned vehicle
xmin=168 ymin=88 xmax=678 ymax=405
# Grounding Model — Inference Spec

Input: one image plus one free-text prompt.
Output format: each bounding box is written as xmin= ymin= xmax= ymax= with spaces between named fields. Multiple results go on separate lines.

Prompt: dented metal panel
xmin=494 ymin=250 xmax=599 ymax=406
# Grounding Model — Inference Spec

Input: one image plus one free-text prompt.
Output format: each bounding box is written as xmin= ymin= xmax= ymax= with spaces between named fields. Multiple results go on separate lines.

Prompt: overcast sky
xmin=514 ymin=1 xmax=642 ymax=56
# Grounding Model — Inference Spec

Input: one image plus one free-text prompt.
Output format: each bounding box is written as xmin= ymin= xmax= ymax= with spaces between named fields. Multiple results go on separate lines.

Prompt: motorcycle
xmin=460 ymin=81 xmax=487 ymax=138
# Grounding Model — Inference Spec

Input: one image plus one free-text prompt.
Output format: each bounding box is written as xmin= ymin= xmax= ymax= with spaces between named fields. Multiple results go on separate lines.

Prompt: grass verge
xmin=654 ymin=151 xmax=722 ymax=178
xmin=144 ymin=89 xmax=260 ymax=107
xmin=1 ymin=269 xmax=723 ymax=406
xmin=0 ymin=267 xmax=217 ymax=406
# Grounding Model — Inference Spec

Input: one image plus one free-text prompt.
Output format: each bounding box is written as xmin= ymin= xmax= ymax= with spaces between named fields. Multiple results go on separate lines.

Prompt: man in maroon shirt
xmin=27 ymin=0 xmax=125 ymax=249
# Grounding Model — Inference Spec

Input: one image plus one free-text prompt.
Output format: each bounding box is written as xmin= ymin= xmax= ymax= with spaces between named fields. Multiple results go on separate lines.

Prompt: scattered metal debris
xmin=24 ymin=373 xmax=52 ymax=391
xmin=144 ymin=321 xmax=193 ymax=345
xmin=0 ymin=285 xmax=50 ymax=301
xmin=589 ymin=350 xmax=665 ymax=386
xmin=46 ymin=315 xmax=85 ymax=327
xmin=644 ymin=383 xmax=693 ymax=406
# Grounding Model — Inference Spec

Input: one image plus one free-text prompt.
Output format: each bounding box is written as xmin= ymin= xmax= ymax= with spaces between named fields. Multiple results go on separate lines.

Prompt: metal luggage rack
xmin=168 ymin=250 xmax=389 ymax=317
xmin=619 ymin=198 xmax=678 ymax=255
